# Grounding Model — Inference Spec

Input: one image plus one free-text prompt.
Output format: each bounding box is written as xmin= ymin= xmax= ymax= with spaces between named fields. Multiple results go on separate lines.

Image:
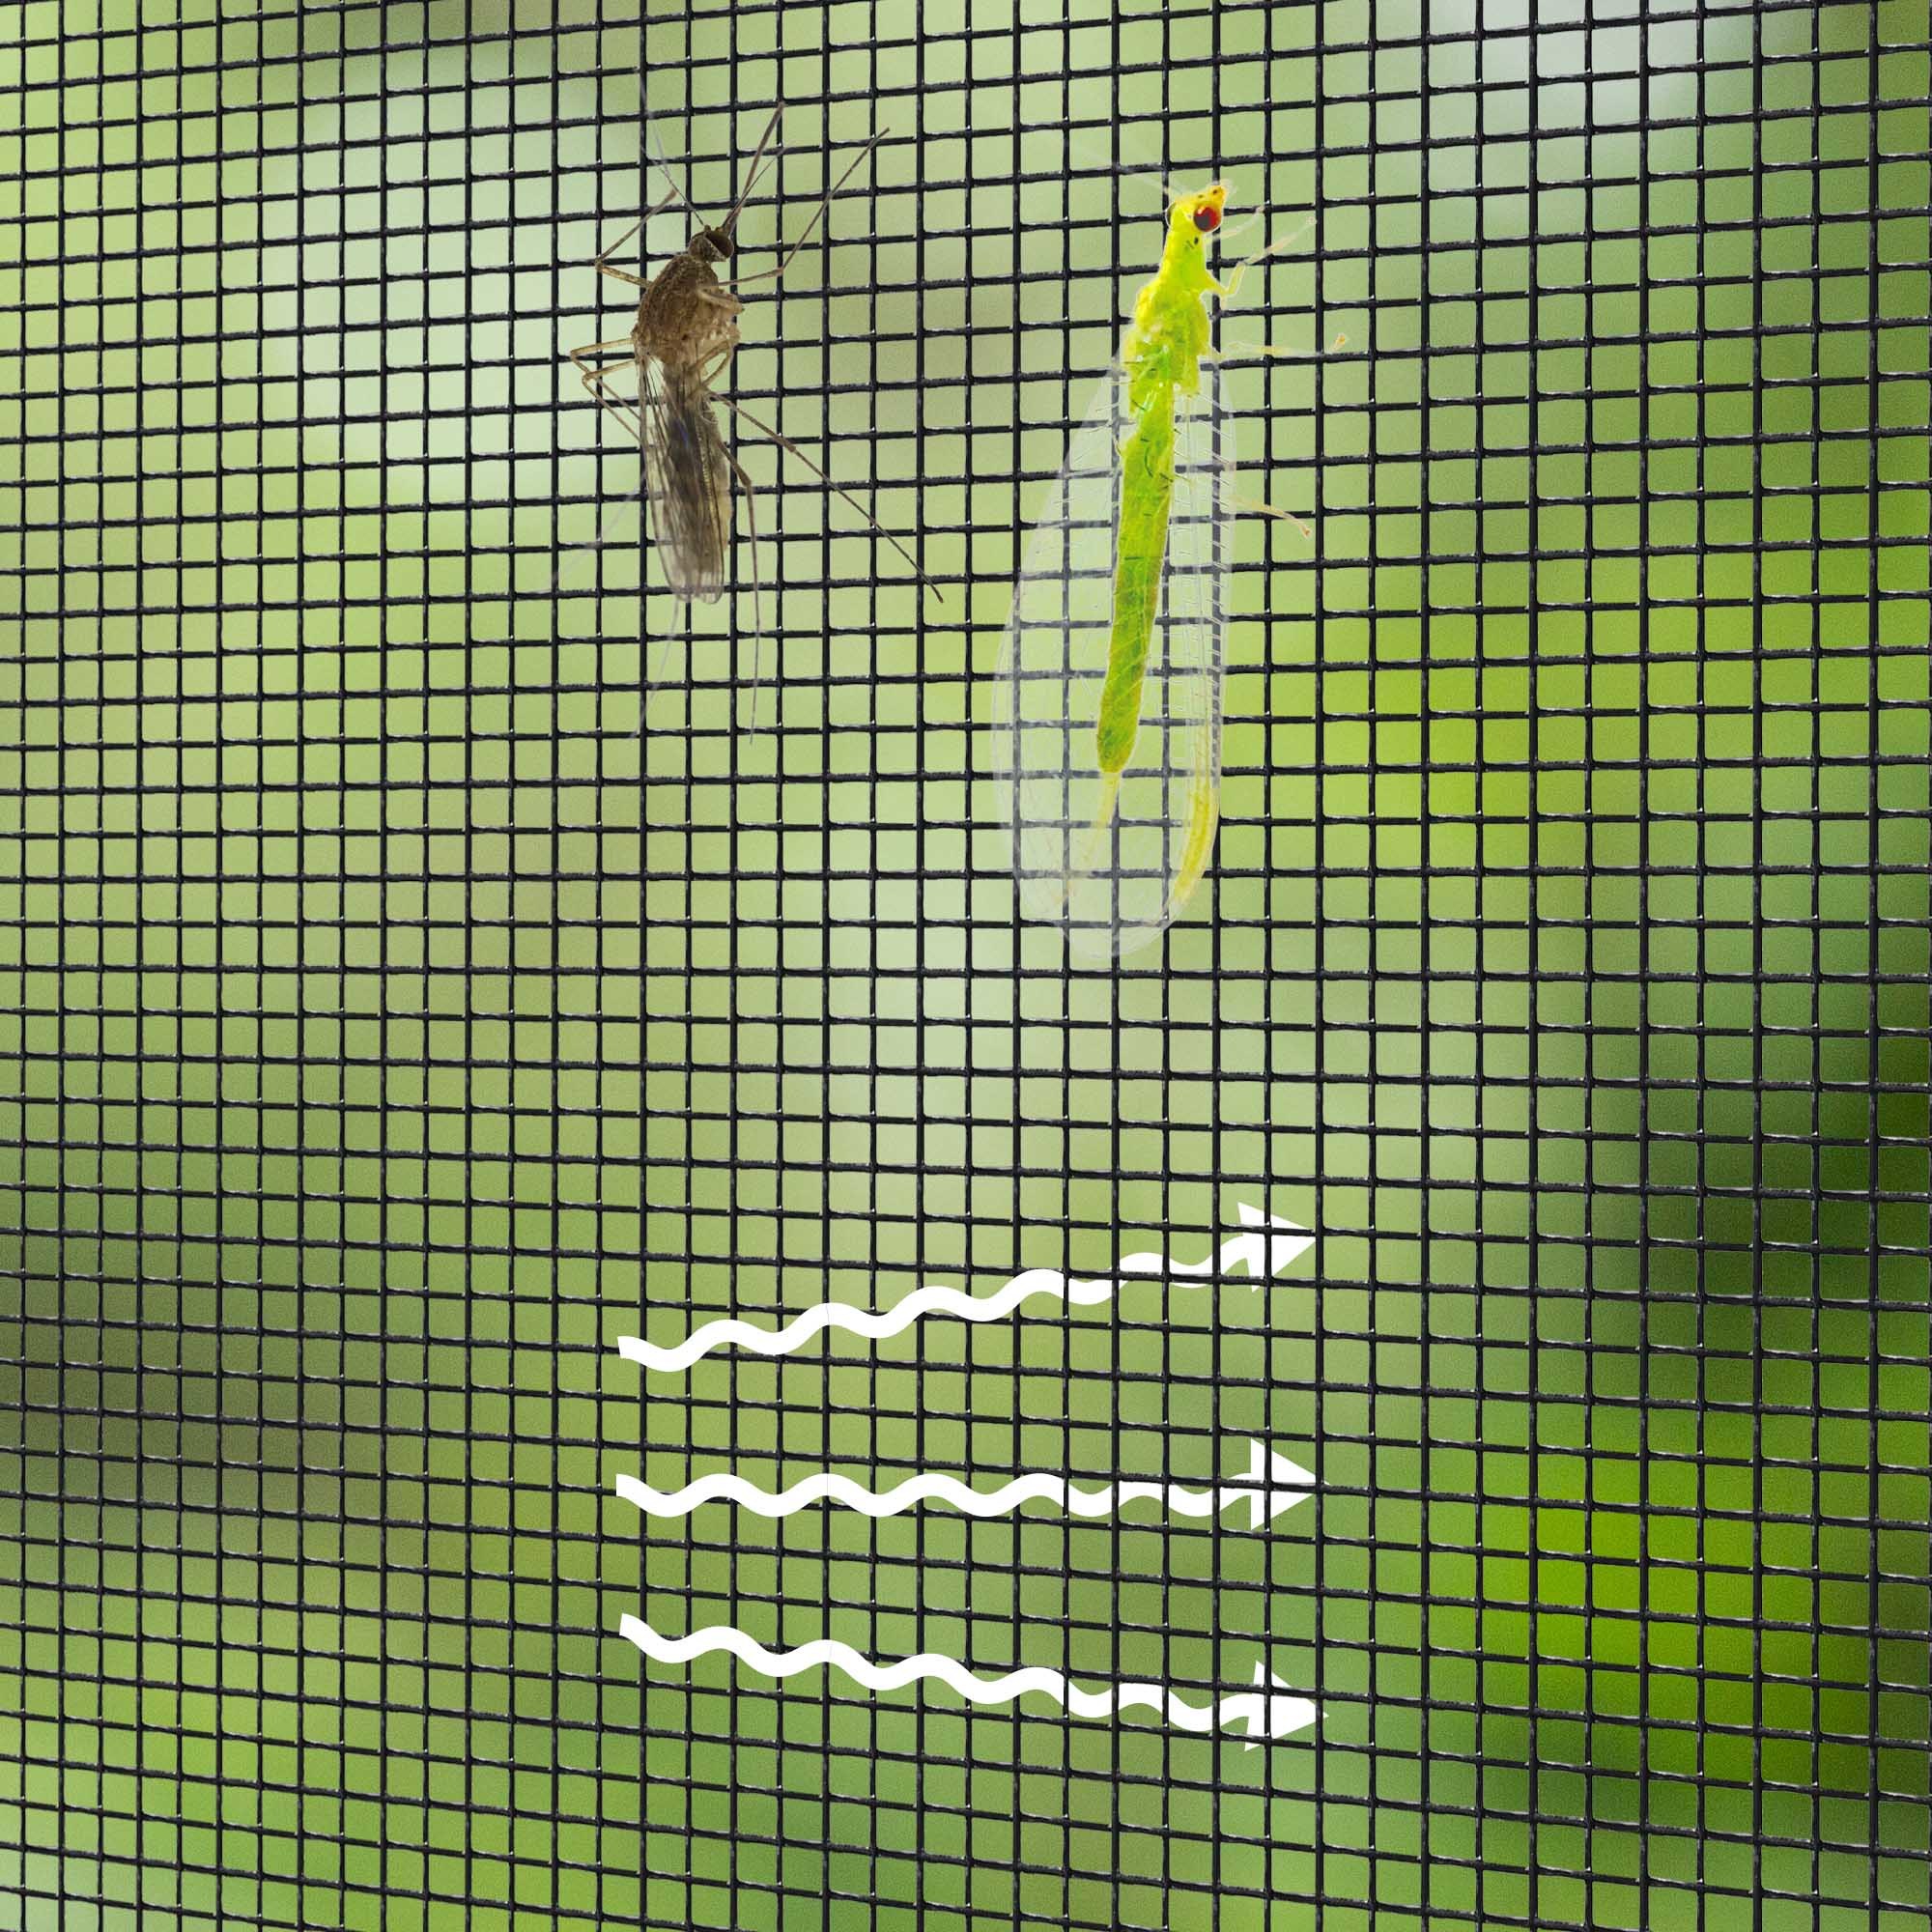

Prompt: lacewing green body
xmin=996 ymin=183 xmax=1242 ymax=958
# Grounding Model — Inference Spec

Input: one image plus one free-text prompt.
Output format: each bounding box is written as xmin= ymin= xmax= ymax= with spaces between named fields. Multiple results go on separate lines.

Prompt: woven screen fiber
xmin=2 ymin=3 xmax=1930 ymax=1929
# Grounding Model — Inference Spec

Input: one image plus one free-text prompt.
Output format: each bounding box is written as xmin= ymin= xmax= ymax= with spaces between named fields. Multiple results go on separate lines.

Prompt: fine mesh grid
xmin=2 ymin=4 xmax=1930 ymax=1930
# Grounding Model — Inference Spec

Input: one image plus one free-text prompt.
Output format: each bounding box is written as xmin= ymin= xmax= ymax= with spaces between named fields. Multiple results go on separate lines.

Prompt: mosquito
xmin=567 ymin=109 xmax=935 ymax=715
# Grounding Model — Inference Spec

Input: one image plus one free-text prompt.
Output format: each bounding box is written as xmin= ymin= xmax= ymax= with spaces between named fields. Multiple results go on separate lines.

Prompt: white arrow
xmin=1125 ymin=1203 xmax=1313 ymax=1289
xmin=619 ymin=1615 xmax=1318 ymax=1745
xmin=616 ymin=1438 xmax=1314 ymax=1530
xmin=618 ymin=1205 xmax=1313 ymax=1375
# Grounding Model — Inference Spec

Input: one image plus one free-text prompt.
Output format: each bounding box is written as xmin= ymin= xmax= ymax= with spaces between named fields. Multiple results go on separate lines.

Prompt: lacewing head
xmin=1176 ymin=183 xmax=1226 ymax=238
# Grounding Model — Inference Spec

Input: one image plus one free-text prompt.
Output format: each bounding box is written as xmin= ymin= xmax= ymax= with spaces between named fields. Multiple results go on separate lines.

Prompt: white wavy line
xmin=620 ymin=1616 xmax=1318 ymax=1744
xmin=618 ymin=1204 xmax=1313 ymax=1375
xmin=615 ymin=1439 xmax=1314 ymax=1529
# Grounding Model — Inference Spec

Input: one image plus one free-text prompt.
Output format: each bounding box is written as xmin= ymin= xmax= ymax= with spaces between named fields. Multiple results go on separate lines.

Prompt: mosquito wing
xmin=639 ymin=355 xmax=732 ymax=605
xmin=993 ymin=362 xmax=1233 ymax=957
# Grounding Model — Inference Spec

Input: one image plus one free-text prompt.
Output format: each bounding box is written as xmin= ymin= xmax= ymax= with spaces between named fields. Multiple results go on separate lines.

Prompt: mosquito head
xmin=692 ymin=224 xmax=737 ymax=265
xmin=1172 ymin=183 xmax=1227 ymax=242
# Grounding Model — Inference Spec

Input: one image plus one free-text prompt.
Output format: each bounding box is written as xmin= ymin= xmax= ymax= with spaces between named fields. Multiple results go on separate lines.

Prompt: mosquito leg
xmin=639 ymin=624 xmax=683 ymax=732
xmin=552 ymin=350 xmax=651 ymax=621
xmin=568 ymin=351 xmax=645 ymax=443
xmin=591 ymin=188 xmax=682 ymax=288
xmin=577 ymin=359 xmax=639 ymax=408
xmin=712 ymin=392 xmax=938 ymax=599
xmin=568 ymin=340 xmax=639 ymax=395
xmin=721 ymin=444 xmax=768 ymax=735
xmin=717 ymin=131 xmax=888 ymax=290
xmin=593 ymin=219 xmax=648 ymax=279
xmin=581 ymin=378 xmax=643 ymax=444
xmin=655 ymin=632 xmax=679 ymax=683
xmin=588 ymin=383 xmax=645 ymax=445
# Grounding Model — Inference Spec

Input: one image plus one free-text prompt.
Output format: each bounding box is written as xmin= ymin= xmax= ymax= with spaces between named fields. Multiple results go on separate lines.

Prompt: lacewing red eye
xmin=1193 ymin=203 xmax=1221 ymax=233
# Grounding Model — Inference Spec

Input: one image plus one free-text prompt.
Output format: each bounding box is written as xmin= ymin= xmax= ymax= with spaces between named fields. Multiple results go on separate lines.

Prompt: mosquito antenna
xmin=721 ymin=106 xmax=784 ymax=238
xmin=640 ymin=107 xmax=697 ymax=240
xmin=740 ymin=116 xmax=787 ymax=205
xmin=722 ymin=129 xmax=887 ymax=288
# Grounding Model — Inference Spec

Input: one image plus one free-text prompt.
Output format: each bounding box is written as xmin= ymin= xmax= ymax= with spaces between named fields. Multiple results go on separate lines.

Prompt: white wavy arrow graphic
xmin=618 ymin=1203 xmax=1312 ymax=1375
xmin=620 ymin=1615 xmax=1318 ymax=1746
xmin=617 ymin=1438 xmax=1314 ymax=1529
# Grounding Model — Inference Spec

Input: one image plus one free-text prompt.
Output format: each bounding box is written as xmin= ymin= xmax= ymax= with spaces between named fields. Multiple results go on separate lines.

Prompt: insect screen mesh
xmin=3 ymin=3 xmax=1930 ymax=1928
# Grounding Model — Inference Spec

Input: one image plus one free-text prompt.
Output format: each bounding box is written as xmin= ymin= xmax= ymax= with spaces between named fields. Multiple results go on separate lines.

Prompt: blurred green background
xmin=2 ymin=1 xmax=1930 ymax=1927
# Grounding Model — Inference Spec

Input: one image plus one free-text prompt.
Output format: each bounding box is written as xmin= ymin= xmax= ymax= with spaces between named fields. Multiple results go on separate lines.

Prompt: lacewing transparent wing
xmin=994 ymin=363 xmax=1233 ymax=958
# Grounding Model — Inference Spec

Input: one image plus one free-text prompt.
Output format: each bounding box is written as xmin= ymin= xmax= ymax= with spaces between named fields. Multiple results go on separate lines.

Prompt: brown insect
xmin=567 ymin=109 xmax=933 ymax=701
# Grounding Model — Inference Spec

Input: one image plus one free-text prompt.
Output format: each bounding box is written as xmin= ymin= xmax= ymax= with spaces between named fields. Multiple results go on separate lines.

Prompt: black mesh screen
xmin=3 ymin=4 xmax=1930 ymax=1928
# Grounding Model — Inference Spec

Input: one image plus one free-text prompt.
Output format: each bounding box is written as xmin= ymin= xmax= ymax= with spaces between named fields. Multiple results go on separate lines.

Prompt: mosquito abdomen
xmin=645 ymin=364 xmax=732 ymax=603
